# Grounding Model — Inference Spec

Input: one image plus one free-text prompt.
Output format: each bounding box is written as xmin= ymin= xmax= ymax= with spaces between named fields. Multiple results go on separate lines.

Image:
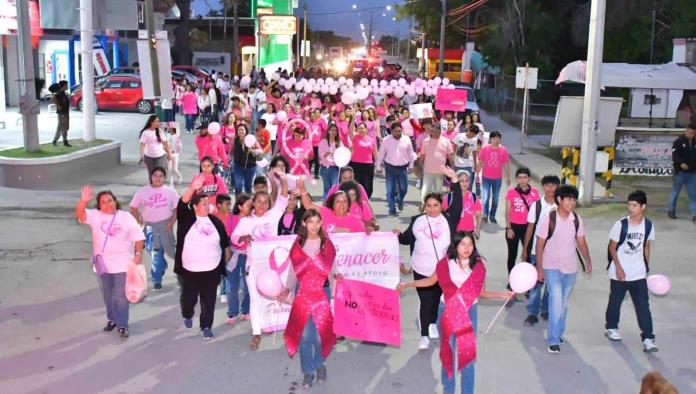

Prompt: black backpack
xmin=606 ymin=217 xmax=653 ymax=271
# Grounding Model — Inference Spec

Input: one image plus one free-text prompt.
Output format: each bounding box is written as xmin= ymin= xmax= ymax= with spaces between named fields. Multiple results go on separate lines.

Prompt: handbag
xmin=92 ymin=212 xmax=117 ymax=276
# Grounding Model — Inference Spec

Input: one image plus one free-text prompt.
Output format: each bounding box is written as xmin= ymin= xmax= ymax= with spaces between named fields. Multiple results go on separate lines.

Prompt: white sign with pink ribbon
xmin=247 ymin=232 xmax=400 ymax=333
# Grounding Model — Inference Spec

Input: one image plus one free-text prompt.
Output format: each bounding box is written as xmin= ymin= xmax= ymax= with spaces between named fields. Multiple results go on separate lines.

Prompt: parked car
xmin=70 ymin=75 xmax=153 ymax=114
xmin=450 ymin=82 xmax=480 ymax=113
xmin=70 ymin=67 xmax=140 ymax=93
xmin=171 ymin=69 xmax=201 ymax=85
xmin=172 ymin=65 xmax=209 ymax=80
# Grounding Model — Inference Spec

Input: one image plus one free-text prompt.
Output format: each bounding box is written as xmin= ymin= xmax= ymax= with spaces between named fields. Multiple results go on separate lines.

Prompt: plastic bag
xmin=125 ymin=263 xmax=148 ymax=303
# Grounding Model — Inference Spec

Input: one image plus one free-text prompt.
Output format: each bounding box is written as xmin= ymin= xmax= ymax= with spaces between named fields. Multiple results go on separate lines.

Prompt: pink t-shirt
xmin=334 ymin=120 xmax=352 ymax=147
xmin=193 ymin=173 xmax=229 ymax=205
xmin=81 ymin=209 xmax=145 ymax=274
xmin=195 ymin=135 xmax=228 ymax=164
xmin=421 ymin=137 xmax=454 ymax=174
xmin=283 ymin=138 xmax=313 ymax=175
xmin=350 ymin=134 xmax=375 ymax=164
xmin=319 ymin=206 xmax=366 ymax=233
xmin=505 ymin=187 xmax=540 ymax=225
xmin=308 ymin=118 xmax=328 ymax=147
xmin=326 ymin=183 xmax=369 ymax=202
xmin=457 ymin=192 xmax=483 ymax=232
xmin=478 ymin=145 xmax=510 ymax=180
xmin=535 ymin=211 xmax=585 ymax=274
xmin=181 ymin=92 xmax=198 ymax=115
xmin=129 ymin=185 xmax=179 ymax=223
xmin=350 ymin=200 xmax=374 ymax=222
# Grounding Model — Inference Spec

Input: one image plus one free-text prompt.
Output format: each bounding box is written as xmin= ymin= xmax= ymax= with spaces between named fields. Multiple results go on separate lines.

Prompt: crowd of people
xmin=73 ymin=68 xmax=678 ymax=393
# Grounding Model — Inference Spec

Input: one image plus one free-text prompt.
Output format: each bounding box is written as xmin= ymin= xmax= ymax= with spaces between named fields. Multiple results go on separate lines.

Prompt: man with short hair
xmin=535 ymin=185 xmax=593 ymax=354
xmin=376 ymin=122 xmax=415 ymax=216
xmin=247 ymin=83 xmax=266 ymax=134
xmin=419 ymin=123 xmax=454 ymax=202
xmin=668 ymin=123 xmax=696 ymax=222
xmin=52 ymin=80 xmax=72 ymax=147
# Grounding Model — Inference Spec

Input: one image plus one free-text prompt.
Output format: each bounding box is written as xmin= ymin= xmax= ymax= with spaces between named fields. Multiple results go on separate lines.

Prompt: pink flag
xmin=435 ymin=88 xmax=468 ymax=112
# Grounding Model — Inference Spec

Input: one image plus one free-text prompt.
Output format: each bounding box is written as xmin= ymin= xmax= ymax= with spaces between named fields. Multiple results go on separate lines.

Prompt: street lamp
xmin=354 ymin=5 xmax=393 ymax=57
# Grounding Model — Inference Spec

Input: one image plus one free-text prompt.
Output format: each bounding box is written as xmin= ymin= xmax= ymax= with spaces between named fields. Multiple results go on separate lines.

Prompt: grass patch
xmin=0 ymin=139 xmax=111 ymax=158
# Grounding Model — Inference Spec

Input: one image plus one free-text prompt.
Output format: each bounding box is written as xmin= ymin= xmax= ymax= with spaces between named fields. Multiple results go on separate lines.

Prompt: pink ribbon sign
xmin=435 ymin=88 xmax=468 ymax=112
xmin=280 ymin=118 xmax=312 ymax=176
xmin=333 ymin=279 xmax=401 ymax=346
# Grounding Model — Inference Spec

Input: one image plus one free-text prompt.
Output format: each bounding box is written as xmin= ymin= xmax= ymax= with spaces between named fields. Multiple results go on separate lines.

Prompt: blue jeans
xmin=454 ymin=166 xmax=474 ymax=192
xmin=440 ymin=303 xmax=477 ymax=394
xmin=526 ymin=255 xmax=549 ymax=317
xmin=320 ymin=165 xmax=339 ymax=199
xmin=481 ymin=177 xmax=502 ymax=218
xmin=668 ymin=171 xmax=696 ymax=215
xmin=100 ymin=272 xmax=129 ymax=328
xmin=385 ymin=163 xmax=409 ymax=214
xmin=233 ymin=164 xmax=255 ymax=194
xmin=299 ymin=317 xmax=325 ymax=375
xmin=544 ymin=269 xmax=577 ymax=346
xmin=184 ymin=114 xmax=196 ymax=132
xmin=226 ymin=254 xmax=250 ymax=317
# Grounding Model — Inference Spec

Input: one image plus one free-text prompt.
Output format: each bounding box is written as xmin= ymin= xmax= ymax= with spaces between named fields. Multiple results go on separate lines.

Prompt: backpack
xmin=606 ymin=217 xmax=653 ymax=272
xmin=544 ymin=210 xmax=586 ymax=271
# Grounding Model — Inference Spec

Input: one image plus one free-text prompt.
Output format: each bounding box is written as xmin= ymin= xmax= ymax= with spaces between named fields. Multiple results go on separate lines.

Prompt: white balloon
xmin=425 ymin=87 xmax=433 ymax=96
xmin=341 ymin=91 xmax=357 ymax=105
xmin=379 ymin=80 xmax=388 ymax=87
xmin=313 ymin=84 xmax=321 ymax=93
xmin=317 ymin=78 xmax=324 ymax=86
xmin=325 ymin=77 xmax=334 ymax=85
xmin=320 ymin=85 xmax=329 ymax=94
xmin=346 ymin=79 xmax=354 ymax=87
xmin=333 ymin=146 xmax=352 ymax=167
xmin=256 ymin=157 xmax=269 ymax=168
xmin=370 ymin=79 xmax=378 ymax=87
xmin=244 ymin=134 xmax=257 ymax=148
xmin=340 ymin=85 xmax=348 ymax=93
xmin=442 ymin=77 xmax=450 ymax=85
xmin=398 ymin=78 xmax=406 ymax=86
xmin=385 ymin=86 xmax=394 ymax=95
xmin=389 ymin=80 xmax=398 ymax=88
xmin=207 ymin=122 xmax=221 ymax=135
xmin=338 ymin=76 xmax=347 ymax=85
xmin=394 ymin=87 xmax=405 ymax=98
xmin=378 ymin=86 xmax=386 ymax=95
xmin=304 ymin=84 xmax=313 ymax=94
xmin=360 ymin=78 xmax=369 ymax=87
xmin=415 ymin=86 xmax=424 ymax=95
xmin=308 ymin=78 xmax=317 ymax=85
xmin=329 ymin=85 xmax=338 ymax=95
xmin=271 ymin=72 xmax=280 ymax=81
xmin=357 ymin=87 xmax=370 ymax=100
xmin=372 ymin=86 xmax=380 ymax=94
xmin=434 ymin=77 xmax=442 ymax=86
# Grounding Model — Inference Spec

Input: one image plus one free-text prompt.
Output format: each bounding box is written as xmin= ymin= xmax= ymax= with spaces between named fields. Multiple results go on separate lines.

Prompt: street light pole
xmin=145 ymin=0 xmax=160 ymax=98
xmin=16 ymin=0 xmax=39 ymax=151
xmin=80 ymin=0 xmax=96 ymax=142
xmin=232 ymin=0 xmax=240 ymax=75
xmin=438 ymin=0 xmax=446 ymax=77
xmin=302 ymin=1 xmax=308 ymax=68
xmin=578 ymin=0 xmax=606 ymax=206
xmin=368 ymin=11 xmax=373 ymax=57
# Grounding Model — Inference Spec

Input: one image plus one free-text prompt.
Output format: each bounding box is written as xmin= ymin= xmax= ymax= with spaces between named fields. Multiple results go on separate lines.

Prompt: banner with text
xmin=409 ymin=103 xmax=434 ymax=119
xmin=435 ymin=88 xmax=468 ymax=112
xmin=613 ymin=131 xmax=675 ymax=176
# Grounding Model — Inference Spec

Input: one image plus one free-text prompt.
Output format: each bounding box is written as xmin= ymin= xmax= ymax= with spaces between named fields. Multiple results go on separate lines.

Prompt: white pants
xmin=169 ymin=154 xmax=182 ymax=184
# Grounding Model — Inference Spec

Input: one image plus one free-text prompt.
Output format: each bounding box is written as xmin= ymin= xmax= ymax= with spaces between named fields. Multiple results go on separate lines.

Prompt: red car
xmin=172 ymin=65 xmax=209 ymax=80
xmin=71 ymin=75 xmax=153 ymax=114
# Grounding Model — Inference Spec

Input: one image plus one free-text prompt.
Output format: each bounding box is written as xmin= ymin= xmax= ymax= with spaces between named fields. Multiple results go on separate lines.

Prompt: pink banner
xmin=435 ymin=88 xmax=468 ymax=112
xmin=333 ymin=279 xmax=401 ymax=346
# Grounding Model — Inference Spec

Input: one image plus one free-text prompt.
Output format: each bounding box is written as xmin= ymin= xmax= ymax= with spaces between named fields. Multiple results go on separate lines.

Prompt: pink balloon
xmin=340 ymin=85 xmax=348 ymax=93
xmin=415 ymin=86 xmax=424 ymax=95
xmin=389 ymin=80 xmax=398 ymax=88
xmin=378 ymin=86 xmax=386 ymax=95
xmin=338 ymin=76 xmax=347 ymax=85
xmin=370 ymin=79 xmax=379 ymax=87
xmin=329 ymin=85 xmax=338 ymax=95
xmin=276 ymin=111 xmax=288 ymax=122
xmin=434 ymin=76 xmax=442 ymax=86
xmin=346 ymin=78 xmax=355 ymax=87
xmin=320 ymin=85 xmax=329 ymax=94
xmin=372 ymin=86 xmax=380 ymax=94
xmin=379 ymin=80 xmax=388 ymax=87
xmin=647 ymin=274 xmax=671 ymax=295
xmin=207 ymin=122 xmax=221 ymax=135
xmin=424 ymin=87 xmax=433 ymax=96
xmin=509 ymin=262 xmax=538 ymax=293
xmin=256 ymin=270 xmax=284 ymax=298
xmin=385 ymin=86 xmax=394 ymax=95
xmin=394 ymin=87 xmax=405 ymax=98
xmin=398 ymin=78 xmax=406 ymax=86
xmin=360 ymin=78 xmax=369 ymax=86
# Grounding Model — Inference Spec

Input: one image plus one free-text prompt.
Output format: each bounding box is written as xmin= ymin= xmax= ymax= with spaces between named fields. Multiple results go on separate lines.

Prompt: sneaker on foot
xmin=302 ymin=373 xmax=315 ymax=389
xmin=388 ymin=211 xmax=398 ymax=217
xmin=52 ymin=141 xmax=58 ymax=147
xmin=667 ymin=211 xmax=677 ymax=219
xmin=642 ymin=338 xmax=658 ymax=352
xmin=418 ymin=336 xmax=430 ymax=350
xmin=605 ymin=329 xmax=622 ymax=341
xmin=153 ymin=283 xmax=163 ymax=292
xmin=63 ymin=142 xmax=73 ymax=147
xmin=490 ymin=217 xmax=498 ymax=224
xmin=428 ymin=323 xmax=439 ymax=339
xmin=540 ymin=312 xmax=549 ymax=321
xmin=547 ymin=345 xmax=561 ymax=354
xmin=184 ymin=318 xmax=193 ymax=329
xmin=482 ymin=216 xmax=489 ymax=223
xmin=415 ymin=180 xmax=422 ymax=189
xmin=523 ymin=315 xmax=539 ymax=327
xmin=316 ymin=365 xmax=327 ymax=383
xmin=201 ymin=328 xmax=214 ymax=339
xmin=397 ymin=202 xmax=404 ymax=211
xmin=103 ymin=321 xmax=117 ymax=332
xmin=220 ymin=295 xmax=228 ymax=304
xmin=118 ymin=327 xmax=129 ymax=339
xmin=226 ymin=316 xmax=237 ymax=326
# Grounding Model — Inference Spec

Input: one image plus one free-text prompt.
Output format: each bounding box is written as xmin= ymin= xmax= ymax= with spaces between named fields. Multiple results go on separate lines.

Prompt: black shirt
xmin=672 ymin=135 xmax=696 ymax=174
xmin=54 ymin=91 xmax=70 ymax=115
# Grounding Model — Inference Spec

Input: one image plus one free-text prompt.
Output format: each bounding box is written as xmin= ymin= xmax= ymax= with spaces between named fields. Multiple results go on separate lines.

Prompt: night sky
xmin=191 ymin=0 xmax=411 ymax=42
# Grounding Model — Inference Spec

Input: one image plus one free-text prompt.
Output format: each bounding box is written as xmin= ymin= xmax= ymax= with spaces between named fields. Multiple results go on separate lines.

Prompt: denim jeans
xmin=544 ymin=269 xmax=577 ymax=346
xmin=440 ymin=303 xmax=477 ymax=394
xmin=454 ymin=166 xmax=474 ymax=192
xmin=233 ymin=164 xmax=256 ymax=194
xmin=526 ymin=255 xmax=549 ymax=317
xmin=481 ymin=177 xmax=502 ymax=218
xmin=226 ymin=254 xmax=250 ymax=317
xmin=100 ymin=272 xmax=129 ymax=329
xmin=184 ymin=114 xmax=196 ymax=132
xmin=605 ymin=279 xmax=655 ymax=341
xmin=668 ymin=171 xmax=696 ymax=216
xmin=299 ymin=317 xmax=324 ymax=375
xmin=320 ymin=165 xmax=339 ymax=199
xmin=385 ymin=163 xmax=409 ymax=214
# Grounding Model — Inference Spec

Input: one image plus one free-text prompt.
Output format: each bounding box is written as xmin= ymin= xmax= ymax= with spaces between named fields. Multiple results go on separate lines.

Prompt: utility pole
xmin=302 ymin=1 xmax=308 ymax=69
xmin=295 ymin=5 xmax=300 ymax=72
xmin=232 ymin=0 xmax=240 ymax=75
xmin=438 ymin=0 xmax=446 ymax=77
xmin=578 ymin=0 xmax=606 ymax=206
xmin=16 ymin=0 xmax=39 ymax=151
xmin=368 ymin=11 xmax=374 ymax=57
xmin=520 ymin=63 xmax=530 ymax=154
xmin=406 ymin=18 xmax=411 ymax=62
xmin=80 ymin=0 xmax=95 ymax=142
xmin=145 ymin=0 xmax=160 ymax=98
xmin=649 ymin=2 xmax=656 ymax=64
xmin=420 ymin=33 xmax=426 ymax=78
xmin=223 ymin=0 xmax=228 ymax=71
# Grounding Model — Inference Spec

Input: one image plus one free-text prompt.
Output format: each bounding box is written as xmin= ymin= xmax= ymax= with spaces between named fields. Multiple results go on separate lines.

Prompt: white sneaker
xmin=428 ymin=323 xmax=439 ymax=339
xmin=605 ymin=329 xmax=622 ymax=341
xmin=642 ymin=338 xmax=658 ymax=353
xmin=220 ymin=295 xmax=228 ymax=304
xmin=418 ymin=336 xmax=430 ymax=350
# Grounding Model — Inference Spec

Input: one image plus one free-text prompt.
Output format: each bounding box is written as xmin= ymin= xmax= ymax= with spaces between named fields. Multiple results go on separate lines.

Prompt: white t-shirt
xmin=410 ymin=214 xmax=451 ymax=276
xmin=81 ymin=209 xmax=145 ymax=274
xmin=261 ymin=112 xmax=279 ymax=140
xmin=140 ymin=129 xmax=167 ymax=158
xmin=526 ymin=198 xmax=557 ymax=255
xmin=183 ymin=216 xmax=222 ymax=272
xmin=608 ymin=218 xmax=655 ymax=281
xmin=130 ymin=185 xmax=179 ymax=223
xmin=453 ymin=134 xmax=478 ymax=168
xmin=231 ymin=194 xmax=289 ymax=250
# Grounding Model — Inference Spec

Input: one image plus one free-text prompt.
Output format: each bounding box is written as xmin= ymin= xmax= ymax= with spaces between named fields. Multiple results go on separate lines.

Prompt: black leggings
xmin=506 ymin=223 xmax=528 ymax=274
xmin=414 ymin=271 xmax=442 ymax=337
xmin=350 ymin=161 xmax=375 ymax=199
xmin=311 ymin=146 xmax=320 ymax=178
xmin=179 ymin=270 xmax=220 ymax=329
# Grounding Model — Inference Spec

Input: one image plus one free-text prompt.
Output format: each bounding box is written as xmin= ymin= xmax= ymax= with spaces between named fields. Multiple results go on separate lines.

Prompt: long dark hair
xmin=325 ymin=123 xmax=341 ymax=146
xmin=232 ymin=193 xmax=252 ymax=214
xmin=296 ymin=208 xmax=329 ymax=249
xmin=446 ymin=231 xmax=480 ymax=269
xmin=139 ymin=115 xmax=162 ymax=142
xmin=95 ymin=190 xmax=121 ymax=210
xmin=339 ymin=181 xmax=363 ymax=206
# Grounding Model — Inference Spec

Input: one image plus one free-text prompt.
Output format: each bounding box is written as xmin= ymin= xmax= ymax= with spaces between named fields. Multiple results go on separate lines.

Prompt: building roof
xmin=556 ymin=60 xmax=696 ymax=89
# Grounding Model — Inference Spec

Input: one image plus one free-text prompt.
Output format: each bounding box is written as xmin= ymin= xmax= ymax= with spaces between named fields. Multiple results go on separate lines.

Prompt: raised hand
xmin=190 ymin=174 xmax=206 ymax=190
xmin=80 ymin=185 xmax=94 ymax=202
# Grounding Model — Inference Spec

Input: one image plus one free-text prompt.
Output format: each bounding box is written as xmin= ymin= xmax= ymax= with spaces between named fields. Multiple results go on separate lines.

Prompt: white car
xmin=450 ymin=83 xmax=480 ymax=113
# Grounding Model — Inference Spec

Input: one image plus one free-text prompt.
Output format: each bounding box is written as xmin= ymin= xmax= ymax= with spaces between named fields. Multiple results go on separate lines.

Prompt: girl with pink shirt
xmin=333 ymin=110 xmax=352 ymax=148
xmin=220 ymin=112 xmax=239 ymax=154
xmin=181 ymin=85 xmax=198 ymax=134
xmin=195 ymin=125 xmax=228 ymax=171
xmin=339 ymin=180 xmax=378 ymax=232
xmin=504 ymin=166 xmax=539 ymax=279
xmin=348 ymin=122 xmax=378 ymax=199
xmin=318 ymin=123 xmax=341 ymax=198
xmin=194 ymin=156 xmax=229 ymax=207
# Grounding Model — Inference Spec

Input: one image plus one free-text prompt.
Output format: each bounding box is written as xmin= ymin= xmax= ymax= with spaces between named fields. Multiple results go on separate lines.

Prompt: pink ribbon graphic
xmin=280 ymin=118 xmax=313 ymax=176
xmin=269 ymin=246 xmax=291 ymax=274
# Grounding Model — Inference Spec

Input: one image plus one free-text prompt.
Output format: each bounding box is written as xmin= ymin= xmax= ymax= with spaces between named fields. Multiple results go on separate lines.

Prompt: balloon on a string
xmin=241 ymin=75 xmax=251 ymax=87
xmin=442 ymin=77 xmax=450 ymax=86
xmin=320 ymin=85 xmax=329 ymax=95
xmin=398 ymin=78 xmax=407 ymax=86
xmin=317 ymin=78 xmax=324 ymax=86
xmin=378 ymin=86 xmax=386 ymax=95
xmin=341 ymin=91 xmax=357 ymax=105
xmin=379 ymin=80 xmax=388 ymax=87
xmin=346 ymin=78 xmax=355 ymax=87
xmin=207 ymin=122 xmax=221 ymax=135
xmin=434 ymin=76 xmax=442 ymax=86
xmin=647 ymin=274 xmax=671 ymax=295
xmin=333 ymin=146 xmax=352 ymax=168
xmin=356 ymin=87 xmax=370 ymax=100
xmin=276 ymin=111 xmax=288 ymax=122
xmin=326 ymin=77 xmax=334 ymax=85
xmin=509 ymin=262 xmax=538 ymax=293
xmin=424 ymin=87 xmax=433 ymax=96
xmin=415 ymin=86 xmax=424 ymax=95
xmin=370 ymin=79 xmax=378 ymax=87
xmin=338 ymin=76 xmax=347 ymax=85
xmin=372 ymin=86 xmax=380 ymax=94
xmin=340 ymin=85 xmax=348 ymax=93
xmin=256 ymin=270 xmax=284 ymax=299
xmin=360 ymin=78 xmax=369 ymax=87
xmin=394 ymin=86 xmax=405 ymax=98
xmin=389 ymin=80 xmax=398 ymax=88
xmin=244 ymin=134 xmax=257 ymax=148
xmin=329 ymin=85 xmax=338 ymax=95
xmin=385 ymin=86 xmax=394 ymax=95
xmin=256 ymin=157 xmax=269 ymax=168
xmin=313 ymin=84 xmax=321 ymax=93
xmin=308 ymin=78 xmax=316 ymax=86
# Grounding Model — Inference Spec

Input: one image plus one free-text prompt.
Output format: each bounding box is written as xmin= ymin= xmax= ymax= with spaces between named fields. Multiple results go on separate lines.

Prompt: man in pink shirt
xmin=419 ymin=123 xmax=454 ymax=203
xmin=476 ymin=131 xmax=511 ymax=224
xmin=376 ymin=122 xmax=415 ymax=216
xmin=534 ymin=185 xmax=592 ymax=354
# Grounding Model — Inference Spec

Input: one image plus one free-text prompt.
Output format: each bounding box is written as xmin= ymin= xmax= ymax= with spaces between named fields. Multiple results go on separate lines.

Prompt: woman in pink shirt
xmin=307 ymin=109 xmax=328 ymax=179
xmin=181 ymin=85 xmax=198 ymax=134
xmin=282 ymin=123 xmax=314 ymax=177
xmin=220 ymin=112 xmax=239 ymax=154
xmin=339 ymin=180 xmax=378 ymax=232
xmin=318 ymin=123 xmax=341 ymax=198
xmin=195 ymin=124 xmax=228 ymax=172
xmin=194 ymin=156 xmax=229 ymax=207
xmin=334 ymin=110 xmax=352 ymax=148
xmin=297 ymin=179 xmax=366 ymax=234
xmin=504 ymin=166 xmax=539 ymax=279
xmin=348 ymin=122 xmax=378 ymax=199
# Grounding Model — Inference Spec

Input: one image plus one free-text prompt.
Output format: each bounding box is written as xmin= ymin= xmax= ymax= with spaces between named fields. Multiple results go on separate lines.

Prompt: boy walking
xmin=605 ymin=190 xmax=658 ymax=352
xmin=535 ymin=185 xmax=593 ymax=353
